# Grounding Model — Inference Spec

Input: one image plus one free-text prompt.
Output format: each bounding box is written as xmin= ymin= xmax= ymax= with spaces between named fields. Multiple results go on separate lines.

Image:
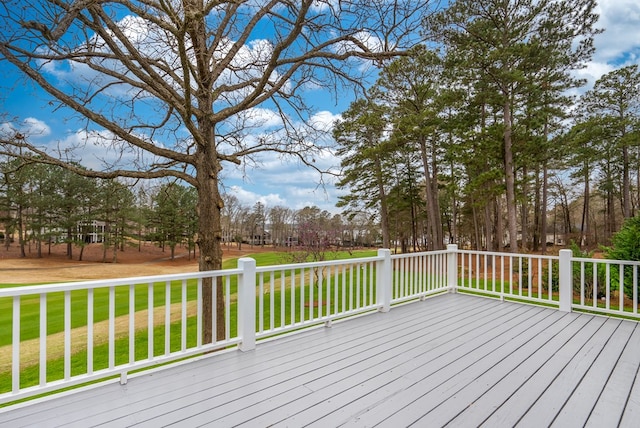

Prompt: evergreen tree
xmin=427 ymin=0 xmax=600 ymax=251
xmin=334 ymin=97 xmax=395 ymax=249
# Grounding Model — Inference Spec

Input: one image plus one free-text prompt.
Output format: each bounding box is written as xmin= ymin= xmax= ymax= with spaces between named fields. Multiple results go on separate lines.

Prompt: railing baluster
xmin=280 ymin=271 xmax=285 ymax=328
xmin=196 ymin=278 xmax=202 ymax=348
xmin=148 ymin=283 xmax=154 ymax=359
xmin=181 ymin=280 xmax=187 ymax=352
xmin=315 ymin=267 xmax=321 ymax=318
xmin=64 ymin=290 xmax=71 ymax=380
xmin=12 ymin=296 xmax=20 ymax=393
xmin=592 ymin=263 xmax=598 ymax=309
xmin=492 ymin=254 xmax=496 ymax=292
xmin=258 ymin=273 xmax=264 ymax=333
xmin=129 ymin=284 xmax=135 ymax=363
xmin=349 ymin=264 xmax=354 ymax=311
xmin=88 ymin=288 xmax=94 ymax=374
xmin=39 ymin=293 xmax=46 ymax=386
xmin=342 ymin=265 xmax=347 ymax=313
xmin=269 ymin=272 xmax=275 ymax=331
xmin=580 ymin=262 xmax=585 ymax=306
xmin=547 ymin=260 xmax=552 ymax=302
xmin=164 ymin=281 xmax=171 ymax=356
xmin=291 ymin=268 xmax=296 ymax=324
xmin=212 ymin=277 xmax=219 ymax=344
xmin=605 ymin=264 xmax=610 ymax=310
xmin=619 ymin=265 xmax=624 ymax=311
xmin=109 ymin=286 xmax=116 ymax=368
xmin=468 ymin=252 xmax=472 ymax=289
xmin=225 ymin=276 xmax=231 ymax=341
xmin=371 ymin=261 xmax=375 ymax=305
xmin=325 ymin=265 xmax=331 ymax=318
xmin=634 ymin=266 xmax=638 ymax=314
xmin=500 ymin=255 xmax=505 ymax=296
xmin=475 ymin=252 xmax=480 ymax=290
xmin=300 ymin=267 xmax=305 ymax=322
xmin=518 ymin=257 xmax=523 ymax=296
xmin=356 ymin=263 xmax=361 ymax=309
xmin=509 ymin=256 xmax=514 ymax=295
xmin=334 ymin=266 xmax=339 ymax=315
xmin=483 ymin=254 xmax=487 ymax=292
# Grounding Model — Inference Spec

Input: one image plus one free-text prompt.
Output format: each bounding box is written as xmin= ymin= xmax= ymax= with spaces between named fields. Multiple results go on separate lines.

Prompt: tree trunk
xmin=450 ymin=158 xmax=458 ymax=244
xmin=623 ymin=143 xmax=631 ymax=219
xmin=541 ymin=162 xmax=549 ymax=253
xmin=495 ymin=196 xmax=504 ymax=251
xmin=533 ymin=167 xmax=541 ymax=252
xmin=484 ymin=201 xmax=493 ymax=252
xmin=419 ymin=138 xmax=443 ymax=250
xmin=521 ymin=166 xmax=529 ymax=251
xmin=66 ymin=226 xmax=73 ymax=260
xmin=195 ymin=141 xmax=225 ymax=344
xmin=472 ymin=203 xmax=480 ymax=250
xmin=18 ymin=205 xmax=25 ymax=258
xmin=374 ymin=156 xmax=390 ymax=249
xmin=580 ymin=163 xmax=590 ymax=248
xmin=503 ymin=100 xmax=518 ymax=253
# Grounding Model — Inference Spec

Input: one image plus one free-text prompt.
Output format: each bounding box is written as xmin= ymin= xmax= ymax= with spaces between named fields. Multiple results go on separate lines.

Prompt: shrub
xmin=545 ymin=241 xmax=602 ymax=298
xmin=605 ymin=215 xmax=640 ymax=301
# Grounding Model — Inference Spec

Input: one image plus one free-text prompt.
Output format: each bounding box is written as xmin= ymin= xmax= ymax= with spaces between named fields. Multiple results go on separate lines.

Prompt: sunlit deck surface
xmin=3 ymin=293 xmax=640 ymax=427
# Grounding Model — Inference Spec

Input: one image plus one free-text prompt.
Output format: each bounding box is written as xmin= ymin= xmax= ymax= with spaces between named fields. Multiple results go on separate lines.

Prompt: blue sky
xmin=1 ymin=0 xmax=639 ymax=215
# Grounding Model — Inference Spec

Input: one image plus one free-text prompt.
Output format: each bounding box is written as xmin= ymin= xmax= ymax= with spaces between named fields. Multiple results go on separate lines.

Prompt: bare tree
xmin=0 ymin=0 xmax=428 ymax=342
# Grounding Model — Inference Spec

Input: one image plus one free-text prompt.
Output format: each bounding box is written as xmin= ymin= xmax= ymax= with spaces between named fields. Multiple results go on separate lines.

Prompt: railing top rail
xmin=456 ymin=249 xmax=559 ymax=260
xmin=254 ymin=254 xmax=385 ymax=273
xmin=572 ymin=256 xmax=640 ymax=266
xmin=390 ymin=249 xmax=450 ymax=259
xmin=0 ymin=268 xmax=243 ymax=298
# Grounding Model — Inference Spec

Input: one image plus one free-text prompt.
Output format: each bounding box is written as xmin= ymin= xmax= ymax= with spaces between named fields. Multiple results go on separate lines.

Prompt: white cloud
xmin=578 ymin=0 xmax=640 ymax=89
xmin=309 ymin=110 xmax=341 ymax=132
xmin=22 ymin=118 xmax=51 ymax=139
xmin=227 ymin=185 xmax=286 ymax=208
xmin=242 ymin=107 xmax=284 ymax=129
xmin=54 ymin=128 xmax=166 ymax=172
xmin=0 ymin=118 xmax=51 ymax=140
xmin=310 ymin=0 xmax=340 ymax=13
xmin=593 ymin=0 xmax=640 ymax=65
xmin=336 ymin=30 xmax=384 ymax=56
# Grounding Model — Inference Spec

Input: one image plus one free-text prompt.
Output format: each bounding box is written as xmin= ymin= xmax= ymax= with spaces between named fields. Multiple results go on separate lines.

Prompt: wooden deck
xmin=2 ymin=293 xmax=640 ymax=427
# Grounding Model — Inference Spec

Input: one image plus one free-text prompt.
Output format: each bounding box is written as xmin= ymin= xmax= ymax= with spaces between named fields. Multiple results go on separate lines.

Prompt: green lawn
xmin=0 ymin=250 xmax=379 ymax=394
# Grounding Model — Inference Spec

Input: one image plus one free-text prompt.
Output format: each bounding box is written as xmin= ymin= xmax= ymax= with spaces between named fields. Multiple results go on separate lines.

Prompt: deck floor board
xmin=1 ymin=293 xmax=640 ymax=428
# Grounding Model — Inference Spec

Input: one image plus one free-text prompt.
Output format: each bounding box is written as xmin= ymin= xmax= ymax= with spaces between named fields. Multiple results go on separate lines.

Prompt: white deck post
xmin=377 ymin=249 xmax=391 ymax=312
xmin=238 ymin=258 xmax=256 ymax=351
xmin=559 ymin=249 xmax=573 ymax=312
xmin=447 ymin=244 xmax=459 ymax=293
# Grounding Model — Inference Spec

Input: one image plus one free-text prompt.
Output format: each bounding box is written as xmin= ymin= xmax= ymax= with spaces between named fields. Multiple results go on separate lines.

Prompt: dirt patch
xmin=0 ymin=242 xmax=269 ymax=284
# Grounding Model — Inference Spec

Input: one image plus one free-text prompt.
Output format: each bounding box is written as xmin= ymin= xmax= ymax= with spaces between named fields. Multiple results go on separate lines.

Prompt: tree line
xmin=335 ymin=0 xmax=639 ymax=253
xmin=0 ymin=161 xmax=385 ymax=260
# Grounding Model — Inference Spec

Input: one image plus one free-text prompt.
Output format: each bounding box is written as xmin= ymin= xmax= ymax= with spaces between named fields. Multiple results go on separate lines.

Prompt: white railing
xmin=391 ymin=249 xmax=450 ymax=304
xmin=456 ymin=249 xmax=560 ymax=307
xmin=1 ymin=245 xmax=639 ymax=405
xmin=0 ymin=269 xmax=241 ymax=405
xmin=571 ymin=256 xmax=640 ymax=317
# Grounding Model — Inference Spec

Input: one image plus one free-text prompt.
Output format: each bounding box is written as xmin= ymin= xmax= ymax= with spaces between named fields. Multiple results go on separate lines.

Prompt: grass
xmin=0 ymin=250 xmax=376 ymax=345
xmin=0 ymin=250 xmax=379 ymax=396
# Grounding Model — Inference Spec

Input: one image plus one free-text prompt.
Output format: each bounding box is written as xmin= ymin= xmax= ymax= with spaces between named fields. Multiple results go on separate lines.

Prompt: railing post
xmin=238 ymin=258 xmax=256 ymax=351
xmin=559 ymin=249 xmax=573 ymax=312
xmin=447 ymin=244 xmax=459 ymax=293
xmin=377 ymin=249 xmax=391 ymax=312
